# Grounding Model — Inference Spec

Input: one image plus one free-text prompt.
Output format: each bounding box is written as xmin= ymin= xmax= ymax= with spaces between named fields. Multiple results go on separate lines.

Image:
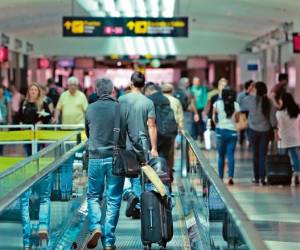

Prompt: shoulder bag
xmin=112 ymin=104 xmax=140 ymax=178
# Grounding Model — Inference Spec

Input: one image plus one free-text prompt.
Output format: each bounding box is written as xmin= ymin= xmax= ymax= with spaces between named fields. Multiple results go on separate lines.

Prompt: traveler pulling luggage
xmin=140 ymin=169 xmax=173 ymax=249
xmin=266 ymin=141 xmax=293 ymax=185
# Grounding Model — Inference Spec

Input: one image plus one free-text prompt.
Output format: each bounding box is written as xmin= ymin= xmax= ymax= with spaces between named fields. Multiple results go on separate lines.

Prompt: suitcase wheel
xmin=144 ymin=244 xmax=151 ymax=249
xmin=160 ymin=242 xmax=167 ymax=249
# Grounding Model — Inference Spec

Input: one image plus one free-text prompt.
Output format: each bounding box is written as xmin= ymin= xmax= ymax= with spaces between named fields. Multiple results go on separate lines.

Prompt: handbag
xmin=112 ymin=104 xmax=140 ymax=178
xmin=236 ymin=112 xmax=248 ymax=131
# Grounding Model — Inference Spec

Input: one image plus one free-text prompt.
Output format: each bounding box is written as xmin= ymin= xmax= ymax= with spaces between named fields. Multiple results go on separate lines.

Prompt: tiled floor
xmin=203 ymin=145 xmax=300 ymax=250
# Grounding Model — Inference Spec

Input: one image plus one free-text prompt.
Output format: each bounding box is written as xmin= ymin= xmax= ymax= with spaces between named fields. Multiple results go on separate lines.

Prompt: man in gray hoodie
xmin=85 ymin=78 xmax=124 ymax=250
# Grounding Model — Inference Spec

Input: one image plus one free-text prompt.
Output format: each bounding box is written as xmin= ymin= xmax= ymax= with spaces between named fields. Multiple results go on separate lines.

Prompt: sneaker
xmin=260 ymin=180 xmax=267 ymax=186
xmin=251 ymin=178 xmax=259 ymax=184
xmin=87 ymin=229 xmax=101 ymax=249
xmin=228 ymin=178 xmax=234 ymax=185
xmin=104 ymin=246 xmax=116 ymax=250
xmin=38 ymin=230 xmax=48 ymax=241
xmin=125 ymin=193 xmax=139 ymax=217
xmin=131 ymin=208 xmax=141 ymax=219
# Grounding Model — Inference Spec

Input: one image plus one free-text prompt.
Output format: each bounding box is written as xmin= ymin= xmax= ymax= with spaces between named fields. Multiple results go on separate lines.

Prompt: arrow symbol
xmin=127 ymin=21 xmax=135 ymax=30
xmin=64 ymin=21 xmax=72 ymax=30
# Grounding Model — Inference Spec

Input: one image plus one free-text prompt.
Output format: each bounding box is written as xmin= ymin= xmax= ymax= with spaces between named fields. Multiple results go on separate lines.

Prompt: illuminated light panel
xmin=134 ymin=0 xmax=147 ymax=17
xmin=134 ymin=37 xmax=147 ymax=55
xmin=146 ymin=37 xmax=158 ymax=55
xmin=161 ymin=0 xmax=175 ymax=17
xmin=155 ymin=37 xmax=167 ymax=56
xmin=165 ymin=37 xmax=176 ymax=55
xmin=124 ymin=37 xmax=135 ymax=55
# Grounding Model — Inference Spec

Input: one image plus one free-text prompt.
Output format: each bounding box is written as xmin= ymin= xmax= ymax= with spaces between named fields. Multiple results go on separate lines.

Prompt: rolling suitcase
xmin=141 ymin=191 xmax=173 ymax=249
xmin=266 ymin=143 xmax=292 ymax=185
xmin=140 ymin=170 xmax=173 ymax=249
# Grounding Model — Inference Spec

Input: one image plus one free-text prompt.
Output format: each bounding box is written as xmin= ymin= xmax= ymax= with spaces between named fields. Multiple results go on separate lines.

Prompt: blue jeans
xmin=216 ymin=128 xmax=237 ymax=179
xmin=286 ymin=147 xmax=300 ymax=172
xmin=249 ymin=129 xmax=270 ymax=180
xmin=87 ymin=158 xmax=124 ymax=247
xmin=21 ymin=173 xmax=52 ymax=247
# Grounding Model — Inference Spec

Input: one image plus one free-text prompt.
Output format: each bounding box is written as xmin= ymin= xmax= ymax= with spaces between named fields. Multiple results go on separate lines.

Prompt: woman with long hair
xmin=213 ymin=86 xmax=240 ymax=185
xmin=276 ymin=92 xmax=300 ymax=185
xmin=19 ymin=83 xmax=51 ymax=155
xmin=244 ymin=82 xmax=277 ymax=185
xmin=19 ymin=82 xmax=52 ymax=249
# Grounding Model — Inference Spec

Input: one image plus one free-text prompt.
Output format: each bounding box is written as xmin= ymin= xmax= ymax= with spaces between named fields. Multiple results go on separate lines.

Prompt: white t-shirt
xmin=213 ymin=100 xmax=240 ymax=131
xmin=276 ymin=110 xmax=300 ymax=148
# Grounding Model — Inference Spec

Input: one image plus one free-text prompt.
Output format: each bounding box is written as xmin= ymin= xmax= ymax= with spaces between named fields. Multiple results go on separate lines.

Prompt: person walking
xmin=53 ymin=76 xmax=88 ymax=126
xmin=118 ymin=71 xmax=158 ymax=219
xmin=276 ymin=92 xmax=300 ymax=185
xmin=85 ymin=78 xmax=125 ymax=249
xmin=243 ymin=82 xmax=277 ymax=185
xmin=213 ymin=86 xmax=240 ymax=185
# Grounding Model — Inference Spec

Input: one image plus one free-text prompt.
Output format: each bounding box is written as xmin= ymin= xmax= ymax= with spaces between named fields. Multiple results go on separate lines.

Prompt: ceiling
xmin=0 ymin=0 xmax=299 ymax=56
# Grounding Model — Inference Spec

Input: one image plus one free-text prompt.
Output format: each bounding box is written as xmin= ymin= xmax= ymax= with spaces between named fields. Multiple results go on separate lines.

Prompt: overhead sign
xmin=63 ymin=17 xmax=188 ymax=37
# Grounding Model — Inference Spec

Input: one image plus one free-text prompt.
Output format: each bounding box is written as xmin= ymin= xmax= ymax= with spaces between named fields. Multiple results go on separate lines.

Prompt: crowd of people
xmin=1 ymin=71 xmax=300 ymax=249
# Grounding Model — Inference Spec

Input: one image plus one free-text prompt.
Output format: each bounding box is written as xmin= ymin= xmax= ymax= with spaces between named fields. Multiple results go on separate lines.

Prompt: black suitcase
xmin=141 ymin=191 xmax=173 ymax=249
xmin=266 ymin=152 xmax=292 ymax=185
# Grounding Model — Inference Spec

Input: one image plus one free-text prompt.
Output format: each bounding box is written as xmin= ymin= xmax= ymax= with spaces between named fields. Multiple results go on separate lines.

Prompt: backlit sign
xmin=293 ymin=33 xmax=300 ymax=53
xmin=63 ymin=17 xmax=188 ymax=37
xmin=0 ymin=46 xmax=8 ymax=63
xmin=38 ymin=58 xmax=51 ymax=69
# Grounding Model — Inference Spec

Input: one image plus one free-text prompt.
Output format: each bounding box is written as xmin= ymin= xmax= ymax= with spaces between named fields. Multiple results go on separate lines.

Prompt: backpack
xmin=173 ymin=89 xmax=189 ymax=111
xmin=48 ymin=87 xmax=60 ymax=106
xmin=155 ymin=103 xmax=177 ymax=138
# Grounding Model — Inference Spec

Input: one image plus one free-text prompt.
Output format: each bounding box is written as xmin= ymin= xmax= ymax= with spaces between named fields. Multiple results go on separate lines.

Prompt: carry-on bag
xmin=140 ymin=170 xmax=173 ymax=249
xmin=266 ymin=142 xmax=292 ymax=185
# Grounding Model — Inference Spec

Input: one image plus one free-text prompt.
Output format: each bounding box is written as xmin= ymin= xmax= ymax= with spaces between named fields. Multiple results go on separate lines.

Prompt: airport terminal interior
xmin=0 ymin=0 xmax=300 ymax=249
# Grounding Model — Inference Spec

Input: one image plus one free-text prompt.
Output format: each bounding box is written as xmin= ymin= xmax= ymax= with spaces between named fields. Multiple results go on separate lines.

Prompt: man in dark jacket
xmin=144 ymin=82 xmax=177 ymax=183
xmin=85 ymin=78 xmax=124 ymax=250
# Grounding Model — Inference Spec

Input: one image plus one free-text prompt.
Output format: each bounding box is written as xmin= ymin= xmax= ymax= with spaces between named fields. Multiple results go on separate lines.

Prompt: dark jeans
xmin=192 ymin=109 xmax=205 ymax=140
xmin=216 ymin=128 xmax=238 ymax=179
xmin=249 ymin=129 xmax=270 ymax=181
xmin=158 ymin=137 xmax=175 ymax=182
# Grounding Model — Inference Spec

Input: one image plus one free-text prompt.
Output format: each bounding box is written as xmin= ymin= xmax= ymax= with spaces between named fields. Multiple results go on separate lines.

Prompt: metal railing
xmin=0 ymin=130 xmax=86 ymax=213
xmin=0 ymin=124 xmax=36 ymax=153
xmin=180 ymin=130 xmax=268 ymax=250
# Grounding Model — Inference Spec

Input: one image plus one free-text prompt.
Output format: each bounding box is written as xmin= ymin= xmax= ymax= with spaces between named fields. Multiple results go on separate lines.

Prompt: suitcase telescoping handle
xmin=149 ymin=207 xmax=154 ymax=229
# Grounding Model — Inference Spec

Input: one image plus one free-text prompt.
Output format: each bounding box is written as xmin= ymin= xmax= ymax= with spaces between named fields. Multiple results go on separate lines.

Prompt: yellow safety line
xmin=175 ymin=195 xmax=191 ymax=250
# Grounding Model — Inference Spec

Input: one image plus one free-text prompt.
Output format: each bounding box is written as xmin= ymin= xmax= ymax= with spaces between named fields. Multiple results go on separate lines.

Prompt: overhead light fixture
xmin=134 ymin=0 xmax=147 ymax=17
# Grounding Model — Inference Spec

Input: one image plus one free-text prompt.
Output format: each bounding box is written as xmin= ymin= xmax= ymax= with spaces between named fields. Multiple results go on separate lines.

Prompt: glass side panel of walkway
xmin=0 ymin=131 xmax=271 ymax=250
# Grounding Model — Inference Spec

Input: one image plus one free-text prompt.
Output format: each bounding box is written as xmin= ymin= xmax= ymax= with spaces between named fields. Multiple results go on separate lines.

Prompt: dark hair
xmin=131 ymin=71 xmax=145 ymax=88
xmin=255 ymin=81 xmax=270 ymax=118
xmin=280 ymin=92 xmax=300 ymax=119
xmin=143 ymin=82 xmax=160 ymax=95
xmin=244 ymin=80 xmax=253 ymax=90
xmin=212 ymin=80 xmax=218 ymax=89
xmin=222 ymin=86 xmax=236 ymax=118
xmin=278 ymin=73 xmax=288 ymax=82
xmin=0 ymin=84 xmax=4 ymax=89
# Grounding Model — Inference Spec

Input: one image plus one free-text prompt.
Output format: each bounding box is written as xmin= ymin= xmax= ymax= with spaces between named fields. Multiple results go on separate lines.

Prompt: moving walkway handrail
xmin=182 ymin=130 xmax=268 ymax=250
xmin=0 ymin=131 xmax=86 ymax=212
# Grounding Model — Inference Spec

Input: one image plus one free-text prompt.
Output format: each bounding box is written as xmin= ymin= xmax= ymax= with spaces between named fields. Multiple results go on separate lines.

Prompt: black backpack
xmin=173 ymin=89 xmax=189 ymax=111
xmin=155 ymin=103 xmax=177 ymax=138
